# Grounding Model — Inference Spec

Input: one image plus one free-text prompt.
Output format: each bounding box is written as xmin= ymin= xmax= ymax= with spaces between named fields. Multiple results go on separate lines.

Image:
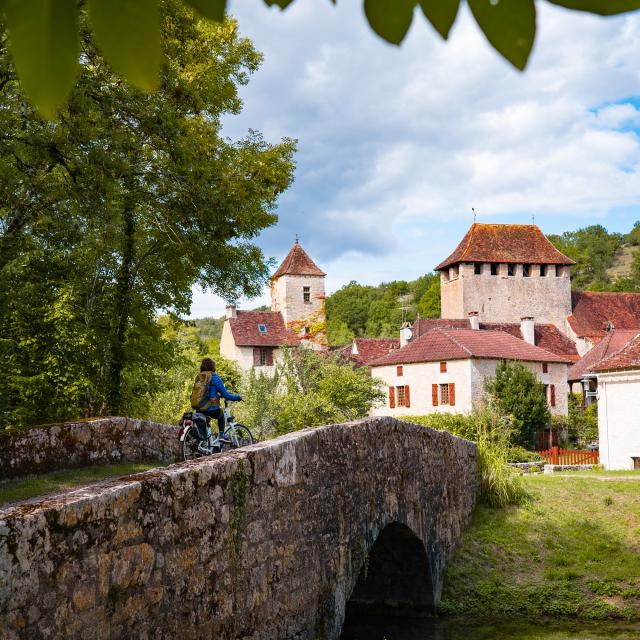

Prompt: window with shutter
xmin=266 ymin=348 xmax=274 ymax=366
xmin=440 ymin=384 xmax=450 ymax=405
xmin=396 ymin=386 xmax=406 ymax=407
xmin=397 ymin=365 xmax=403 ymax=377
xmin=389 ymin=387 xmax=395 ymax=409
xmin=404 ymin=385 xmax=410 ymax=408
xmin=253 ymin=348 xmax=261 ymax=366
xmin=450 ymin=382 xmax=456 ymax=406
xmin=550 ymin=384 xmax=556 ymax=407
xmin=432 ymin=384 xmax=438 ymax=406
xmin=542 ymin=363 xmax=549 ymax=374
xmin=440 ymin=361 xmax=447 ymax=373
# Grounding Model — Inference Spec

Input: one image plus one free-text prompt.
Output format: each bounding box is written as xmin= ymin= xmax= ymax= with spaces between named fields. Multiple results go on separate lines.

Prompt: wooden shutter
xmin=253 ymin=347 xmax=261 ymax=366
xmin=440 ymin=361 xmax=447 ymax=373
xmin=550 ymin=384 xmax=556 ymax=407
xmin=404 ymin=386 xmax=410 ymax=408
xmin=266 ymin=348 xmax=274 ymax=366
xmin=397 ymin=365 xmax=403 ymax=377
xmin=450 ymin=383 xmax=456 ymax=406
xmin=389 ymin=387 xmax=395 ymax=409
xmin=432 ymin=384 xmax=439 ymax=406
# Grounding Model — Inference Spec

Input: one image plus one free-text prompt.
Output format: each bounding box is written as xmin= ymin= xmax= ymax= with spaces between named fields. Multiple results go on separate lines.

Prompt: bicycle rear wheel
xmin=226 ymin=424 xmax=254 ymax=449
xmin=180 ymin=425 xmax=203 ymax=461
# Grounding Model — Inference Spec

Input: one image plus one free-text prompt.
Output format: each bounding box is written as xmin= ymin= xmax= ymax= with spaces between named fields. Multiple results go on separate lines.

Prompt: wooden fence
xmin=538 ymin=447 xmax=599 ymax=465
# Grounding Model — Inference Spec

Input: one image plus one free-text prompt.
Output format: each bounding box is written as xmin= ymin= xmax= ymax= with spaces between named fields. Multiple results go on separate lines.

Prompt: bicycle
xmin=178 ymin=402 xmax=254 ymax=461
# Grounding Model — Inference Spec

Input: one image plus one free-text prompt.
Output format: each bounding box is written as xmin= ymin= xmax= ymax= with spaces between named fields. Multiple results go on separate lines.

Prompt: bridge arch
xmin=344 ymin=521 xmax=435 ymax=625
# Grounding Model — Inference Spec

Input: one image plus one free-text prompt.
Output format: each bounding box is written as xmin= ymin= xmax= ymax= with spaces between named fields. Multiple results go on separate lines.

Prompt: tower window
xmin=490 ymin=263 xmax=499 ymax=276
xmin=258 ymin=324 xmax=267 ymax=334
xmin=303 ymin=286 xmax=311 ymax=303
xmin=507 ymin=264 xmax=515 ymax=276
xmin=555 ymin=265 xmax=562 ymax=277
xmin=474 ymin=263 xmax=482 ymax=275
xmin=540 ymin=264 xmax=547 ymax=277
xmin=523 ymin=264 xmax=531 ymax=277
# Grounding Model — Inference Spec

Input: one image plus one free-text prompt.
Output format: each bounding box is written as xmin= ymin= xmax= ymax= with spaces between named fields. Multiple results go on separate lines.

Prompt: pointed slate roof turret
xmin=435 ymin=223 xmax=575 ymax=271
xmin=272 ymin=239 xmax=326 ymax=279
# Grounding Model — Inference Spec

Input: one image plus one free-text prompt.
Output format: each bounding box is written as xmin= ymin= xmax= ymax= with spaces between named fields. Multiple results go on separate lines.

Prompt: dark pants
xmin=204 ymin=407 xmax=225 ymax=436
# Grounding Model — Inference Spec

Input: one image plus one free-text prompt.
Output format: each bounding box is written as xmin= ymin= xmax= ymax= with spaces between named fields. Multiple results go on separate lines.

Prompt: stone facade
xmin=440 ymin=262 xmax=572 ymax=329
xmin=271 ymin=273 xmax=327 ymax=349
xmin=0 ymin=417 xmax=477 ymax=640
xmin=0 ymin=418 xmax=178 ymax=481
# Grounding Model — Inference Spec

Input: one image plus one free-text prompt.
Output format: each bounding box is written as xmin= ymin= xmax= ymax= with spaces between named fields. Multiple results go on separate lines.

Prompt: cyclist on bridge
xmin=191 ymin=357 xmax=241 ymax=449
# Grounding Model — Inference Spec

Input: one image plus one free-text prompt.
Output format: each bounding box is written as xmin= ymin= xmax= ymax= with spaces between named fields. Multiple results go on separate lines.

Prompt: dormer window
xmin=303 ymin=286 xmax=311 ymax=303
xmin=258 ymin=324 xmax=267 ymax=334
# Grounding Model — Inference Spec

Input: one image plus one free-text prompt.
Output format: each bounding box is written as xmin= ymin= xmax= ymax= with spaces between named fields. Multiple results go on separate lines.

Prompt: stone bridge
xmin=0 ymin=417 xmax=477 ymax=639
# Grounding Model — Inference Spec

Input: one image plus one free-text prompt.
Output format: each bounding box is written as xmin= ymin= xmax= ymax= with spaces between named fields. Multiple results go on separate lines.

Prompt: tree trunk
xmin=105 ymin=205 xmax=135 ymax=415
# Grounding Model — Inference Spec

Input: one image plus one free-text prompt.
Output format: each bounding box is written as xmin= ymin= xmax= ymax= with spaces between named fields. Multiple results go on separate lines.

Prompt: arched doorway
xmin=342 ymin=522 xmax=435 ymax=628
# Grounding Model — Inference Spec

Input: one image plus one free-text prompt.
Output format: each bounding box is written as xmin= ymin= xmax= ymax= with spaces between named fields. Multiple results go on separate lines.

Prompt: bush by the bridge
xmin=236 ymin=347 xmax=386 ymax=440
xmin=403 ymin=407 xmax=529 ymax=508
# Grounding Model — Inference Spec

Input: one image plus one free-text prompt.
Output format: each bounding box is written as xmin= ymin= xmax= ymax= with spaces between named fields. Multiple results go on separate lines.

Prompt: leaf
xmin=263 ymin=0 xmax=296 ymax=8
xmin=186 ymin=0 xmax=227 ymax=21
xmin=364 ymin=0 xmax=416 ymax=45
xmin=546 ymin=0 xmax=640 ymax=15
xmin=468 ymin=0 xmax=536 ymax=71
xmin=88 ymin=0 xmax=161 ymax=91
xmin=418 ymin=0 xmax=460 ymax=39
xmin=4 ymin=0 xmax=79 ymax=119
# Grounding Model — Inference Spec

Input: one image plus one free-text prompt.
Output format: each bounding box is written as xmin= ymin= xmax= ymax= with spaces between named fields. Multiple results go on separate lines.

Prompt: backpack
xmin=190 ymin=371 xmax=220 ymax=411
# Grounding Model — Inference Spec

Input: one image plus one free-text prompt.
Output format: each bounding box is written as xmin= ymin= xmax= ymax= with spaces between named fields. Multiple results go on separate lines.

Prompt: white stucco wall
xmin=441 ymin=262 xmax=572 ymax=330
xmin=597 ymin=370 xmax=640 ymax=470
xmin=370 ymin=359 xmax=474 ymax=417
xmin=219 ymin=320 xmax=280 ymax=375
xmin=371 ymin=357 xmax=568 ymax=417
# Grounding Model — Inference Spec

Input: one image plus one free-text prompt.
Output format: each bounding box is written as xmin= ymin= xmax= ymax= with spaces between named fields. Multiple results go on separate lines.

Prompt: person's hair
xmin=200 ymin=358 xmax=216 ymax=372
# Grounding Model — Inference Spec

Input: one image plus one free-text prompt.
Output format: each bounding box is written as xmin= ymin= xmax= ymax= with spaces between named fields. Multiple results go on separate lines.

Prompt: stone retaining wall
xmin=0 ymin=418 xmax=179 ymax=480
xmin=0 ymin=417 xmax=477 ymax=640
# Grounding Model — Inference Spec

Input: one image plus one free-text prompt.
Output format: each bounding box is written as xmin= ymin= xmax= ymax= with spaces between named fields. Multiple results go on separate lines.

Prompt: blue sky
xmin=189 ymin=2 xmax=640 ymax=318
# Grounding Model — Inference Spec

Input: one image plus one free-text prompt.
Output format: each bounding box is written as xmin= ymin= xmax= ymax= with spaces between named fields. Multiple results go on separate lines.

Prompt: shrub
xmin=484 ymin=360 xmax=550 ymax=449
xmin=402 ymin=406 xmax=529 ymax=507
xmin=508 ymin=446 xmax=543 ymax=463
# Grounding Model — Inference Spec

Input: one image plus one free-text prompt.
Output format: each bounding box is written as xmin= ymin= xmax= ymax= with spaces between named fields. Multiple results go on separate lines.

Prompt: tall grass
xmin=402 ymin=407 xmax=529 ymax=508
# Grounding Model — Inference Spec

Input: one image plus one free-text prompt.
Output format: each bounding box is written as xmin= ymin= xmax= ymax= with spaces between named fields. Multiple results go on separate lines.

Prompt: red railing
xmin=538 ymin=447 xmax=599 ymax=465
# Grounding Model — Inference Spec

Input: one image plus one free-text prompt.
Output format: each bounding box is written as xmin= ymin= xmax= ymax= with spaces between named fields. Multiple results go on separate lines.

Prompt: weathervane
xmin=295 ymin=233 xmax=299 ymax=244
xmin=472 ymin=207 xmax=477 ymax=223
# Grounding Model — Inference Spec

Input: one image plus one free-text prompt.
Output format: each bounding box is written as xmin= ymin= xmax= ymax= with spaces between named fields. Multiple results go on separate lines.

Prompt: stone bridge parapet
xmin=0 ymin=417 xmax=477 ymax=639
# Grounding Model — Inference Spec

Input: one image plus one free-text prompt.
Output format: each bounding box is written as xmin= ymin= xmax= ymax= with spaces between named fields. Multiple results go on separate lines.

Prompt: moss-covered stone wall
xmin=0 ymin=417 xmax=477 ymax=640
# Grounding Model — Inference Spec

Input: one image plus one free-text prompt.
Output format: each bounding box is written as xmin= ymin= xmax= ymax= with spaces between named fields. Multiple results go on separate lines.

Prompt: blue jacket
xmin=208 ymin=373 xmax=241 ymax=403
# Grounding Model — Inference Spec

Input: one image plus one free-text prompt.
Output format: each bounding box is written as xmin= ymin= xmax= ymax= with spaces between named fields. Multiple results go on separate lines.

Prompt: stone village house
xmin=220 ymin=240 xmax=327 ymax=372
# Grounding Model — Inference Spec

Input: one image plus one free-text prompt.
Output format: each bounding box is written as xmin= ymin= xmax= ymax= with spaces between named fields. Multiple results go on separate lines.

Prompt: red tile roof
xmin=568 ymin=330 xmax=640 ymax=381
xmin=272 ymin=241 xmax=326 ymax=279
xmin=370 ymin=328 xmax=571 ymax=367
xmin=593 ymin=333 xmax=640 ymax=372
xmin=435 ymin=223 xmax=575 ymax=271
xmin=228 ymin=311 xmax=300 ymax=347
xmin=568 ymin=291 xmax=640 ymax=339
xmin=413 ymin=318 xmax=579 ymax=362
xmin=339 ymin=338 xmax=400 ymax=368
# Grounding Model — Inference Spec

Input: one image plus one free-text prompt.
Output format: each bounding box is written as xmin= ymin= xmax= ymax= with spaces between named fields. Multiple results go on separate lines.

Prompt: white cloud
xmin=189 ymin=1 xmax=640 ymax=318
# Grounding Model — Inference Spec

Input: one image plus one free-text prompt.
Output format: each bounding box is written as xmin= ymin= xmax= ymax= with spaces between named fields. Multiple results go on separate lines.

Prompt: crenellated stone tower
xmin=435 ymin=224 xmax=575 ymax=329
xmin=270 ymin=239 xmax=328 ymax=350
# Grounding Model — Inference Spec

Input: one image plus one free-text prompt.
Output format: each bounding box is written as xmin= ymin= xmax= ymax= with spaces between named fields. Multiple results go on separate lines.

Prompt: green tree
xmin=327 ymin=318 xmax=355 ymax=346
xmin=0 ymin=3 xmax=295 ymax=428
xmin=416 ymin=277 xmax=441 ymax=318
xmin=484 ymin=360 xmax=550 ymax=448
xmin=237 ymin=348 xmax=385 ymax=438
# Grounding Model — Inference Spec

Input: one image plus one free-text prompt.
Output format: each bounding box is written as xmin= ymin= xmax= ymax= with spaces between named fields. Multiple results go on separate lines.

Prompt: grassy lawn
xmin=440 ymin=471 xmax=640 ymax=621
xmin=0 ymin=462 xmax=168 ymax=507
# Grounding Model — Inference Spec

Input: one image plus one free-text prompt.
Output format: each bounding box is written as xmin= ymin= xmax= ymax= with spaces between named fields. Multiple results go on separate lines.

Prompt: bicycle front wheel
xmin=228 ymin=424 xmax=254 ymax=449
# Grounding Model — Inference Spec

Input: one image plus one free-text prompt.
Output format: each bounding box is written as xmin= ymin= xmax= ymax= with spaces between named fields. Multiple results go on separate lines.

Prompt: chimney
xmin=468 ymin=311 xmax=479 ymax=331
xmin=400 ymin=322 xmax=413 ymax=348
xmin=521 ymin=316 xmax=535 ymax=345
xmin=226 ymin=304 xmax=237 ymax=319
